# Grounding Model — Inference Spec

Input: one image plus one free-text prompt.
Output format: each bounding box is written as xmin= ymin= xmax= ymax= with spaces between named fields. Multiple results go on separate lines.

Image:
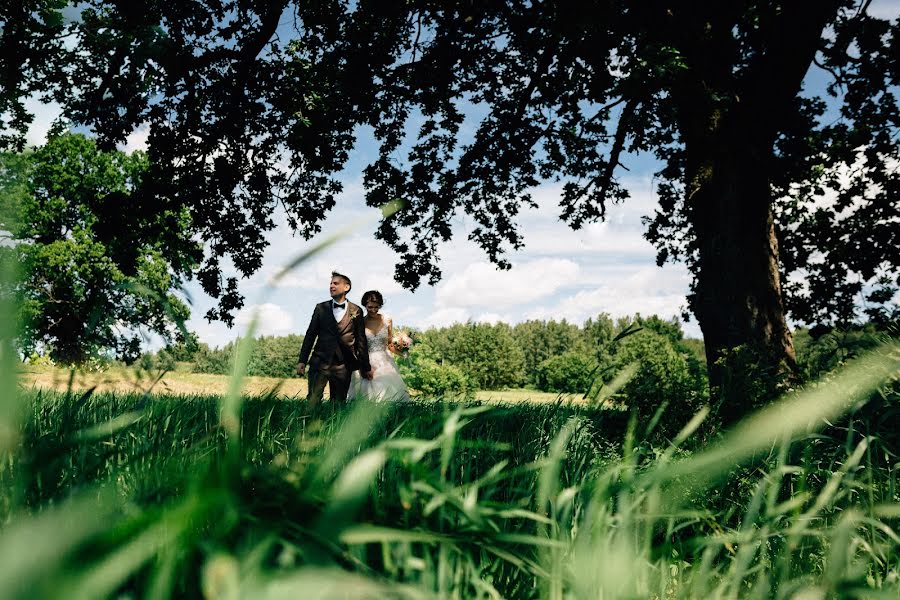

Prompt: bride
xmin=348 ymin=290 xmax=411 ymax=402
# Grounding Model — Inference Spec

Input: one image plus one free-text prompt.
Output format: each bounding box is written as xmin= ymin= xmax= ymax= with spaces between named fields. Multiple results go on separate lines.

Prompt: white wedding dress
xmin=348 ymin=322 xmax=410 ymax=402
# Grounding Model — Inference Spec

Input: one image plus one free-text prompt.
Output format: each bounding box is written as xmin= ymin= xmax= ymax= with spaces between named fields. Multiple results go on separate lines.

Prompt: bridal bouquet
xmin=391 ymin=330 xmax=413 ymax=357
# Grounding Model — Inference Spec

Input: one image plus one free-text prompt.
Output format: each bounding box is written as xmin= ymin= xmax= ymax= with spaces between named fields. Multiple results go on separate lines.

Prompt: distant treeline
xmin=147 ymin=315 xmax=891 ymax=419
xmin=153 ymin=334 xmax=305 ymax=379
xmin=146 ymin=315 xmax=707 ymax=415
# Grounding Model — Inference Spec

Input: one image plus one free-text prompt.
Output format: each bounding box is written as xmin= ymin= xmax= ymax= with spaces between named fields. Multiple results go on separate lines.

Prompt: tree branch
xmin=596 ymin=98 xmax=638 ymax=214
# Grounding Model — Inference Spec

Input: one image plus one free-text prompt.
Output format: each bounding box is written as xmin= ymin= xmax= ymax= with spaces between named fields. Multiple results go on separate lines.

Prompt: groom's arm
xmin=297 ymin=305 xmax=320 ymax=373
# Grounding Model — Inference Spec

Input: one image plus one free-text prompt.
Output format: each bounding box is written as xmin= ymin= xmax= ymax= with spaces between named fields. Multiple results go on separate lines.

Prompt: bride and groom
xmin=296 ymin=271 xmax=410 ymax=405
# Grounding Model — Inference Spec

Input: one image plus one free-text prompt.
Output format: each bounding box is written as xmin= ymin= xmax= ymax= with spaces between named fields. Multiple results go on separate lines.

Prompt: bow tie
xmin=333 ymin=302 xmax=346 ymax=309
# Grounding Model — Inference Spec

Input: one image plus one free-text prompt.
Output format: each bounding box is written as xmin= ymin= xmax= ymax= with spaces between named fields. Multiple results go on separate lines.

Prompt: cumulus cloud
xmin=123 ymin=125 xmax=149 ymax=153
xmin=436 ymin=258 xmax=581 ymax=309
xmin=515 ymin=176 xmax=662 ymax=260
xmin=264 ymin=259 xmax=336 ymax=290
xmin=173 ymin=147 xmax=703 ymax=344
xmin=474 ymin=312 xmax=513 ymax=325
xmin=234 ymin=303 xmax=295 ymax=337
xmin=525 ymin=264 xmax=693 ymax=329
xmin=524 ymin=221 xmax=656 ymax=258
xmin=419 ymin=307 xmax=471 ymax=329
xmin=23 ymin=96 xmax=62 ymax=147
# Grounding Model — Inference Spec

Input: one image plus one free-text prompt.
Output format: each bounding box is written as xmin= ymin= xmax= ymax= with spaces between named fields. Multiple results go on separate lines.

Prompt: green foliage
xmin=5 ymin=1 xmax=899 ymax=422
xmin=608 ymin=328 xmax=709 ymax=426
xmin=415 ymin=322 xmax=526 ymax=390
xmin=0 ymin=149 xmax=29 ymax=233
xmin=248 ymin=334 xmax=305 ymax=378
xmin=678 ymin=336 xmax=707 ymax=364
xmin=511 ymin=319 xmax=586 ymax=377
xmin=192 ymin=334 xmax=305 ymax=379
xmin=159 ymin=331 xmax=201 ymax=363
xmin=2 ymin=1 xmax=342 ymax=322
xmin=794 ymin=325 xmax=890 ymax=381
xmin=4 ymin=133 xmax=199 ymax=364
xmin=1 ymin=343 xmax=898 ymax=598
xmin=631 ymin=314 xmax=685 ymax=344
xmin=535 ymin=351 xmax=598 ymax=393
xmin=191 ymin=342 xmax=232 ymax=375
xmin=582 ymin=312 xmax=619 ymax=366
xmin=401 ymin=313 xmax=708 ymax=406
xmin=398 ymin=347 xmax=475 ymax=399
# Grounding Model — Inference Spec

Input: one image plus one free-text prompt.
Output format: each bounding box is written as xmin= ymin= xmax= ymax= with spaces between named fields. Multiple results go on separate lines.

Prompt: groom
xmin=296 ymin=271 xmax=373 ymax=406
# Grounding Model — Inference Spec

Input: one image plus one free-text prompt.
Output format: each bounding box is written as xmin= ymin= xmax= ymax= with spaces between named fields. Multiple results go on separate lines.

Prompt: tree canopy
xmin=3 ymin=1 xmax=898 ymax=414
xmin=0 ymin=133 xmax=197 ymax=363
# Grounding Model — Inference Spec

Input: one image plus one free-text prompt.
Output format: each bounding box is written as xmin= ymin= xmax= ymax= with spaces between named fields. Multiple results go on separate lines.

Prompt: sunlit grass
xmin=18 ymin=364 xmax=577 ymax=405
xmin=1 ymin=342 xmax=897 ymax=598
xmin=2 ymin=219 xmax=898 ymax=598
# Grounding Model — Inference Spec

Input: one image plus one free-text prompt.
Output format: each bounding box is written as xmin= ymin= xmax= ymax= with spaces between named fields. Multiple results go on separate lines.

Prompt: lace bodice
xmin=365 ymin=324 xmax=390 ymax=353
xmin=350 ymin=317 xmax=409 ymax=402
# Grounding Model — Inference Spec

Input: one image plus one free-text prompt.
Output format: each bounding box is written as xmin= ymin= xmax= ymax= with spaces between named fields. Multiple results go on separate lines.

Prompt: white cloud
xmin=256 ymin=250 xmax=406 ymax=301
xmin=868 ymin=0 xmax=900 ymax=20
xmin=189 ymin=318 xmax=234 ymax=350
xmin=264 ymin=258 xmax=335 ymax=290
xmin=525 ymin=264 xmax=692 ymax=327
xmin=419 ymin=307 xmax=471 ymax=329
xmin=436 ymin=258 xmax=581 ymax=309
xmin=353 ymin=270 xmax=406 ymax=296
xmin=474 ymin=312 xmax=513 ymax=325
xmin=234 ymin=303 xmax=295 ymax=337
xmin=524 ymin=221 xmax=656 ymax=258
xmin=23 ymin=96 xmax=63 ymax=147
xmin=123 ymin=125 xmax=149 ymax=153
xmin=513 ymin=176 xmax=662 ymax=260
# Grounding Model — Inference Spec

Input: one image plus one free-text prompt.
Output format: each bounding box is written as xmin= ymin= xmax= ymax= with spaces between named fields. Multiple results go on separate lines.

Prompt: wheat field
xmin=17 ymin=364 xmax=579 ymax=404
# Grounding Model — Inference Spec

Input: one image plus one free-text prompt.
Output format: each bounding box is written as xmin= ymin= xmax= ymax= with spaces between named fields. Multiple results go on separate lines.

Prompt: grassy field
xmin=2 ymin=346 xmax=899 ymax=599
xmin=18 ymin=364 xmax=580 ymax=404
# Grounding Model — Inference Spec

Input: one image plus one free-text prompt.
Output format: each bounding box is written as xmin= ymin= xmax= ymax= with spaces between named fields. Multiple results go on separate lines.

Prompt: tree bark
xmin=662 ymin=0 xmax=843 ymax=425
xmin=685 ymin=138 xmax=797 ymax=426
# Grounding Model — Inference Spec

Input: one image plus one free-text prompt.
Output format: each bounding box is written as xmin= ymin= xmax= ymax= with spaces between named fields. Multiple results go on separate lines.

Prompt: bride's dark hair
xmin=361 ymin=290 xmax=384 ymax=307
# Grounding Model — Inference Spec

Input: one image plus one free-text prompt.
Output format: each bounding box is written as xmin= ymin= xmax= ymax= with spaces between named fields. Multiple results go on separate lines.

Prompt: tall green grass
xmin=2 ymin=216 xmax=897 ymax=598
xmin=1 ymin=342 xmax=897 ymax=598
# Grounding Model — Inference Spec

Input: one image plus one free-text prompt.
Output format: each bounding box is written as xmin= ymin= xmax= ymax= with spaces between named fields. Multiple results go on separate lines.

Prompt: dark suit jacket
xmin=298 ymin=300 xmax=371 ymax=373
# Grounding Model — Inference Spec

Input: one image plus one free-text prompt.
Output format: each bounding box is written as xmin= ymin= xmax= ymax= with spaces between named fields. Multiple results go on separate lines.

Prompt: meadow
xmin=2 ymin=343 xmax=898 ymax=599
xmin=17 ymin=364 xmax=575 ymax=405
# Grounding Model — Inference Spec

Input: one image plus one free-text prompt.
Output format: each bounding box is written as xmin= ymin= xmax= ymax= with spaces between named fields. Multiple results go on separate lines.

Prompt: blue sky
xmin=20 ymin=0 xmax=900 ymax=348
xmin=123 ymin=120 xmax=699 ymax=346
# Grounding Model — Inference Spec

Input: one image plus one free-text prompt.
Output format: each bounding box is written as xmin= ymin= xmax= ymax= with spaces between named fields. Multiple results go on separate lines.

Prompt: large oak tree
xmin=0 ymin=133 xmax=198 ymax=363
xmin=3 ymin=1 xmax=898 ymax=419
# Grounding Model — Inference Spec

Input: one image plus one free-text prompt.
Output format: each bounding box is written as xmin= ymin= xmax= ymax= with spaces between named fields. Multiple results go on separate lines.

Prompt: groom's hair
xmin=331 ymin=271 xmax=352 ymax=290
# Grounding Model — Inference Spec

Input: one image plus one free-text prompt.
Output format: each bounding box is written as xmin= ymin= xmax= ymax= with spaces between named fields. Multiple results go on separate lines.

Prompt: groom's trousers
xmin=307 ymin=362 xmax=351 ymax=405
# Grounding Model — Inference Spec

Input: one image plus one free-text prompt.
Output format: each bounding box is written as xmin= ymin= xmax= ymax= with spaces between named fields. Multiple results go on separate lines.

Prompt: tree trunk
xmin=662 ymin=0 xmax=842 ymax=425
xmin=685 ymin=139 xmax=797 ymax=426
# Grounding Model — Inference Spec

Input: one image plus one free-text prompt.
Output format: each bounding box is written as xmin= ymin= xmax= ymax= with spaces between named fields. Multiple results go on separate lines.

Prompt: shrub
xmin=416 ymin=322 xmax=525 ymax=390
xmin=399 ymin=350 xmax=475 ymax=399
xmin=25 ymin=352 xmax=55 ymax=367
xmin=247 ymin=334 xmax=304 ymax=378
xmin=794 ymin=325 xmax=886 ymax=380
xmin=512 ymin=320 xmax=585 ymax=384
xmin=191 ymin=335 xmax=304 ymax=378
xmin=607 ymin=329 xmax=708 ymax=428
xmin=192 ymin=343 xmax=232 ymax=375
xmin=536 ymin=351 xmax=598 ymax=393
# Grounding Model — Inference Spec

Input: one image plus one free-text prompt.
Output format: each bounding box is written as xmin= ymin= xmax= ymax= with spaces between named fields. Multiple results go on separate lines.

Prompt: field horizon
xmin=17 ymin=363 xmax=583 ymax=405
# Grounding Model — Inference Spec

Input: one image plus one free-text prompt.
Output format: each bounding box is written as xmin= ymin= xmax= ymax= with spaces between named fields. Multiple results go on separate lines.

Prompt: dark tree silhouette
xmin=3 ymin=1 xmax=898 ymax=418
